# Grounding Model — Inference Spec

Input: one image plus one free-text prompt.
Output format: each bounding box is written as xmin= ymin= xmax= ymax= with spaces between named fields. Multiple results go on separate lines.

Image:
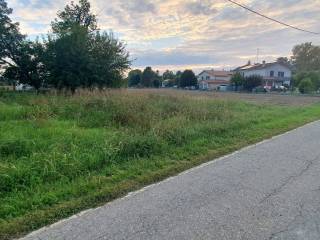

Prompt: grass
xmin=0 ymin=89 xmax=320 ymax=239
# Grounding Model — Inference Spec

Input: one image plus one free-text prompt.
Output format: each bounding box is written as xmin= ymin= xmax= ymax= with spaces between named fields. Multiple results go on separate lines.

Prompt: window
xmin=206 ymin=76 xmax=210 ymax=80
xmin=278 ymin=72 xmax=285 ymax=78
xmin=270 ymin=71 xmax=274 ymax=77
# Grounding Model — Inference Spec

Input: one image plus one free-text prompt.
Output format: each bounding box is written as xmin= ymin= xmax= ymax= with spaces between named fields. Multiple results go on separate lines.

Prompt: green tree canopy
xmin=51 ymin=0 xmax=97 ymax=35
xmin=293 ymin=71 xmax=320 ymax=91
xmin=162 ymin=70 xmax=175 ymax=80
xmin=141 ymin=67 xmax=159 ymax=87
xmin=179 ymin=70 xmax=197 ymax=88
xmin=292 ymin=43 xmax=320 ymax=72
xmin=243 ymin=75 xmax=262 ymax=91
xmin=128 ymin=69 xmax=142 ymax=87
xmin=45 ymin=0 xmax=130 ymax=92
xmin=89 ymin=32 xmax=130 ymax=89
xmin=0 ymin=0 xmax=25 ymax=67
xmin=3 ymin=40 xmax=46 ymax=90
xmin=231 ymin=72 xmax=244 ymax=91
xmin=298 ymin=78 xmax=314 ymax=94
xmin=277 ymin=57 xmax=290 ymax=64
xmin=45 ymin=25 xmax=91 ymax=92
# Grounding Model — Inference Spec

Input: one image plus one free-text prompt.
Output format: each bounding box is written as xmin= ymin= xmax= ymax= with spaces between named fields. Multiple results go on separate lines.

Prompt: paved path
xmin=22 ymin=121 xmax=320 ymax=240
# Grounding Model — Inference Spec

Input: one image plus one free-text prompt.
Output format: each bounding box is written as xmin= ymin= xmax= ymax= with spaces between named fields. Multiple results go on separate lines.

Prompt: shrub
xmin=298 ymin=78 xmax=314 ymax=94
xmin=294 ymin=71 xmax=320 ymax=91
xmin=243 ymin=75 xmax=263 ymax=91
xmin=231 ymin=72 xmax=245 ymax=91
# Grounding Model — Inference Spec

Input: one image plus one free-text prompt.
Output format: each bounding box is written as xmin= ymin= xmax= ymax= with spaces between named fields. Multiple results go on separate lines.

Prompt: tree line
xmin=0 ymin=0 xmax=130 ymax=93
xmin=128 ymin=68 xmax=197 ymax=88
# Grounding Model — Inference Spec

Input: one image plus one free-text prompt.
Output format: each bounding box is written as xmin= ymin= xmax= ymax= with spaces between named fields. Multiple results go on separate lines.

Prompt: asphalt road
xmin=21 ymin=121 xmax=320 ymax=240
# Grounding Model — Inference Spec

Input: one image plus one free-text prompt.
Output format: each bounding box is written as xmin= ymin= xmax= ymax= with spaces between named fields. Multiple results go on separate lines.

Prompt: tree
xmin=0 ymin=0 xmax=49 ymax=91
xmin=89 ymin=31 xmax=130 ymax=89
xmin=45 ymin=25 xmax=91 ymax=92
xmin=298 ymin=78 xmax=314 ymax=94
xmin=141 ymin=67 xmax=156 ymax=87
xmin=292 ymin=43 xmax=320 ymax=72
xmin=3 ymin=40 xmax=47 ymax=91
xmin=230 ymin=72 xmax=244 ymax=91
xmin=293 ymin=71 xmax=320 ymax=91
xmin=128 ymin=69 xmax=142 ymax=87
xmin=51 ymin=0 xmax=97 ymax=35
xmin=0 ymin=0 xmax=25 ymax=67
xmin=163 ymin=70 xmax=175 ymax=80
xmin=162 ymin=70 xmax=176 ymax=87
xmin=175 ymin=70 xmax=182 ymax=86
xmin=277 ymin=57 xmax=290 ymax=64
xmin=45 ymin=0 xmax=130 ymax=92
xmin=243 ymin=75 xmax=262 ymax=91
xmin=179 ymin=70 xmax=197 ymax=88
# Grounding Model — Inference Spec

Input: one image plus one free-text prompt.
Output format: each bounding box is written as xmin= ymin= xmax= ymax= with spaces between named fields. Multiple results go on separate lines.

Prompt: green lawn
xmin=0 ymin=90 xmax=320 ymax=239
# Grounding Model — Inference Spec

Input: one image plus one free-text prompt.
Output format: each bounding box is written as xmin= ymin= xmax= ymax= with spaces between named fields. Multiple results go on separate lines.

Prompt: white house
xmin=234 ymin=61 xmax=292 ymax=88
xmin=198 ymin=70 xmax=233 ymax=90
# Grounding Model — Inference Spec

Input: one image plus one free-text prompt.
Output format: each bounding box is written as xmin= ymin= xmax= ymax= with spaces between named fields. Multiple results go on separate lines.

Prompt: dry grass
xmin=129 ymin=89 xmax=320 ymax=106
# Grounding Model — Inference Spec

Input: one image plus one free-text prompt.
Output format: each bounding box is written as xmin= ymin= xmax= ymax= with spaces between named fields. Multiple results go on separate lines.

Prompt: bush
xmin=298 ymin=78 xmax=314 ymax=94
xmin=243 ymin=75 xmax=263 ymax=91
xmin=294 ymin=71 xmax=320 ymax=91
xmin=231 ymin=72 xmax=245 ymax=91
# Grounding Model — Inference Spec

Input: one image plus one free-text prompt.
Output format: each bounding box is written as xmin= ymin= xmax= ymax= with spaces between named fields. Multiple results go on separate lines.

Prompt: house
xmin=198 ymin=70 xmax=233 ymax=90
xmin=234 ymin=61 xmax=292 ymax=89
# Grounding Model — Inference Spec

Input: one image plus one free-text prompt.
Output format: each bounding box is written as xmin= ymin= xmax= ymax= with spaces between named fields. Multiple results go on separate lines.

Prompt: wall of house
xmin=199 ymin=80 xmax=209 ymax=90
xmin=215 ymin=76 xmax=231 ymax=81
xmin=197 ymin=72 xmax=213 ymax=81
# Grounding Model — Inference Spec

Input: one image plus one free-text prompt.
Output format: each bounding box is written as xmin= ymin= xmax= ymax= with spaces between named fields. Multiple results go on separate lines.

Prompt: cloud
xmin=121 ymin=0 xmax=156 ymax=13
xmin=183 ymin=0 xmax=217 ymax=15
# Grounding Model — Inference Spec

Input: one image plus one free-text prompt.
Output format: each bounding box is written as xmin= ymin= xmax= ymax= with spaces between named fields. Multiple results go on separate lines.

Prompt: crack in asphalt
xmin=268 ymin=203 xmax=304 ymax=240
xmin=260 ymin=154 xmax=320 ymax=204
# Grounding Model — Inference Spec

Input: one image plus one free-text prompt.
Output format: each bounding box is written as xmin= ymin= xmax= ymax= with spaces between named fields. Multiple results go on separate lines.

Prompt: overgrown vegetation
xmin=0 ymin=90 xmax=320 ymax=239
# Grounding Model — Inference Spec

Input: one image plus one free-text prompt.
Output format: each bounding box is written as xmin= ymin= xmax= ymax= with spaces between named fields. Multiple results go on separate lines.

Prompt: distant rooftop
xmin=234 ymin=61 xmax=292 ymax=72
xmin=199 ymin=70 xmax=233 ymax=77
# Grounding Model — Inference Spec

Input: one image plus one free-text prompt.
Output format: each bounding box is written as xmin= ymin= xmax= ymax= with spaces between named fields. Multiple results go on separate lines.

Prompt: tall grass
xmin=0 ymin=90 xmax=320 ymax=239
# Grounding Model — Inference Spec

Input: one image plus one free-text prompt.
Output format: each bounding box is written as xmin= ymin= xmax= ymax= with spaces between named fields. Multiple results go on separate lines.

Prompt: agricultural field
xmin=134 ymin=89 xmax=320 ymax=106
xmin=1 ymin=89 xmax=320 ymax=239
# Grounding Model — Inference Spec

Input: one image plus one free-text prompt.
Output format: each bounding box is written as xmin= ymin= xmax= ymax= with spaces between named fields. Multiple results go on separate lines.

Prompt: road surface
xmin=22 ymin=121 xmax=320 ymax=240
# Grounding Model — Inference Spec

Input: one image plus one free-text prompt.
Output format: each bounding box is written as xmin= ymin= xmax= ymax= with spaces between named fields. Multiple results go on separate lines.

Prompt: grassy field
xmin=1 ymin=89 xmax=320 ymax=239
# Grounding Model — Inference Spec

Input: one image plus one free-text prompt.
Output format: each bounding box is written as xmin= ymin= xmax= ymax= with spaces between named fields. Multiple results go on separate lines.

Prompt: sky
xmin=7 ymin=0 xmax=320 ymax=73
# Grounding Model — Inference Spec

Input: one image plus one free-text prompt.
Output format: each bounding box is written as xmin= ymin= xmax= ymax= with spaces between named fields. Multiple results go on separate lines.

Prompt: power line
xmin=226 ymin=0 xmax=320 ymax=35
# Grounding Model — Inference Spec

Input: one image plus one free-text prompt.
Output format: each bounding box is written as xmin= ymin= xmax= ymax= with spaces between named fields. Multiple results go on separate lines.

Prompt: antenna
xmin=256 ymin=48 xmax=260 ymax=64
